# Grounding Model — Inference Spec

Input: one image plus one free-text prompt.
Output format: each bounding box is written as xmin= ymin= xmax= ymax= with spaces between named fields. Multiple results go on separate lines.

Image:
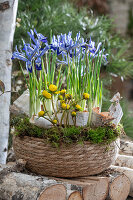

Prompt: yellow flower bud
xmin=38 ymin=111 xmax=45 ymax=117
xmin=49 ymin=84 xmax=57 ymax=92
xmin=58 ymin=95 xmax=63 ymax=100
xmin=42 ymin=90 xmax=51 ymax=99
xmin=75 ymin=104 xmax=82 ymax=111
xmin=65 ymin=94 xmax=72 ymax=99
xmin=60 ymin=89 xmax=66 ymax=94
xmin=61 ymin=103 xmax=67 ymax=110
xmin=52 ymin=119 xmax=57 ymax=124
xmin=55 ymin=91 xmax=60 ymax=94
xmin=71 ymin=111 xmax=76 ymax=117
xmin=83 ymin=93 xmax=90 ymax=100
xmin=66 ymin=104 xmax=70 ymax=110
xmin=60 ymin=100 xmax=65 ymax=104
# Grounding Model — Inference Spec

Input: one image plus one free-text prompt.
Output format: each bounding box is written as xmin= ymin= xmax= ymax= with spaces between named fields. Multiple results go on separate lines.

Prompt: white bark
xmin=115 ymin=154 xmax=133 ymax=169
xmin=119 ymin=140 xmax=133 ymax=156
xmin=0 ymin=0 xmax=18 ymax=164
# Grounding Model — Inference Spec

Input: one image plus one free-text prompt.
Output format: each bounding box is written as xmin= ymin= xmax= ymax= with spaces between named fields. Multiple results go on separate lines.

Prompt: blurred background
xmin=11 ymin=0 xmax=133 ymax=138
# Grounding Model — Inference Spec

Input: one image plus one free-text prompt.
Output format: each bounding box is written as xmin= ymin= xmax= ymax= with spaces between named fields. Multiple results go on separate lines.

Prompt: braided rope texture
xmin=13 ymin=136 xmax=119 ymax=177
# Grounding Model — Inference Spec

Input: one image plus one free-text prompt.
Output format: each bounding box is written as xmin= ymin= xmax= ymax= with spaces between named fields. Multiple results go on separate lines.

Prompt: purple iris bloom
xmin=35 ymin=57 xmax=42 ymax=70
xmin=27 ymin=29 xmax=47 ymax=46
xmin=34 ymin=29 xmax=48 ymax=43
xmin=12 ymin=29 xmax=49 ymax=73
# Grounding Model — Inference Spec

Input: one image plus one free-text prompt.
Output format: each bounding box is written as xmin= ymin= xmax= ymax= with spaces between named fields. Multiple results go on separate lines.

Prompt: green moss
xmin=11 ymin=117 xmax=123 ymax=147
xmin=11 ymin=116 xmax=45 ymax=138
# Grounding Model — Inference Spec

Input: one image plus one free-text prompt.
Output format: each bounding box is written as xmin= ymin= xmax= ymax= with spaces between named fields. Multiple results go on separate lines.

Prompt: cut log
xmin=54 ymin=178 xmax=105 ymax=200
xmin=68 ymin=191 xmax=83 ymax=200
xmin=72 ymin=177 xmax=109 ymax=200
xmin=0 ymin=164 xmax=130 ymax=200
xmin=0 ymin=164 xmax=109 ymax=200
xmin=0 ymin=164 xmax=108 ymax=200
xmin=74 ymin=175 xmax=129 ymax=200
xmin=38 ymin=184 xmax=66 ymax=200
xmin=110 ymin=165 xmax=132 ymax=197
xmin=119 ymin=140 xmax=133 ymax=156
xmin=115 ymin=154 xmax=133 ymax=169
xmin=107 ymin=173 xmax=130 ymax=200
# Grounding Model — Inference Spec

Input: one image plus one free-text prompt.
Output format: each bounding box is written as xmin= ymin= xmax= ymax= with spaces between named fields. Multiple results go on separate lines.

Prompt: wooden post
xmin=0 ymin=0 xmax=18 ymax=164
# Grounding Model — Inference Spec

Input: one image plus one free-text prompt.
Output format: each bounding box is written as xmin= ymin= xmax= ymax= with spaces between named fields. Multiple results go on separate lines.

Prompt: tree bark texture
xmin=0 ymin=0 xmax=18 ymax=164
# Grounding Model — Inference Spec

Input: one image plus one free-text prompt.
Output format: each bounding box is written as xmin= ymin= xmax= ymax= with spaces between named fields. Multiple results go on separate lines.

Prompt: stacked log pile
xmin=0 ymin=163 xmax=130 ymax=200
xmin=1 ymin=138 xmax=133 ymax=200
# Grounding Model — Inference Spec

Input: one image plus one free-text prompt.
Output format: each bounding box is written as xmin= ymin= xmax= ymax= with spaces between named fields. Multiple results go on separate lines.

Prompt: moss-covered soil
xmin=11 ymin=116 xmax=123 ymax=148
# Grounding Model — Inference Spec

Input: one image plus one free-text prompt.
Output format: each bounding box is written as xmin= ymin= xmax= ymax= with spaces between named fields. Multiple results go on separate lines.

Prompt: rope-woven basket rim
xmin=13 ymin=135 xmax=119 ymax=177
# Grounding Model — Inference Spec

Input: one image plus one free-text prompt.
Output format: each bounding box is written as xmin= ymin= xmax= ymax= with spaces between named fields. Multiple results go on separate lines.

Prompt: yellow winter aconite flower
xmin=83 ymin=93 xmax=90 ymax=99
xmin=66 ymin=104 xmax=70 ymax=110
xmin=60 ymin=89 xmax=66 ymax=94
xmin=38 ymin=111 xmax=45 ymax=117
xmin=65 ymin=94 xmax=72 ymax=99
xmin=55 ymin=91 xmax=60 ymax=94
xmin=52 ymin=119 xmax=57 ymax=124
xmin=60 ymin=100 xmax=65 ymax=104
xmin=61 ymin=103 xmax=67 ymax=110
xmin=71 ymin=111 xmax=76 ymax=117
xmin=75 ymin=104 xmax=82 ymax=111
xmin=42 ymin=90 xmax=51 ymax=99
xmin=49 ymin=84 xmax=57 ymax=92
xmin=58 ymin=95 xmax=63 ymax=100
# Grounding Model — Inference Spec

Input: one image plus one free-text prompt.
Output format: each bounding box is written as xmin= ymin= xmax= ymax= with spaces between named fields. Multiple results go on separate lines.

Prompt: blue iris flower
xmin=12 ymin=29 xmax=49 ymax=72
xmin=50 ymin=31 xmax=87 ymax=65
xmin=34 ymin=29 xmax=47 ymax=43
xmin=12 ymin=45 xmax=35 ymax=72
xmin=12 ymin=30 xmax=107 ymax=72
xmin=35 ymin=57 xmax=42 ymax=70
xmin=27 ymin=29 xmax=47 ymax=46
xmin=34 ymin=45 xmax=49 ymax=70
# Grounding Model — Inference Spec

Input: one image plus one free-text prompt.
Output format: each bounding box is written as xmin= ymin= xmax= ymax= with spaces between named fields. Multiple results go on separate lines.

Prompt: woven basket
xmin=13 ymin=136 xmax=119 ymax=177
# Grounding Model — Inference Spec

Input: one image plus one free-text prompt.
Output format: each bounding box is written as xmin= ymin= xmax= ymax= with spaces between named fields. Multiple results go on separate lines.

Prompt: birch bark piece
xmin=0 ymin=0 xmax=18 ymax=164
xmin=30 ymin=115 xmax=53 ymax=129
xmin=38 ymin=184 xmax=66 ymax=200
xmin=109 ymin=92 xmax=123 ymax=126
xmin=110 ymin=165 xmax=131 ymax=197
xmin=91 ymin=107 xmax=114 ymax=127
xmin=13 ymin=89 xmax=29 ymax=116
xmin=57 ymin=112 xmax=89 ymax=127
xmin=109 ymin=103 xmax=123 ymax=126
xmin=68 ymin=191 xmax=83 ymax=200
xmin=115 ymin=154 xmax=133 ymax=169
xmin=119 ymin=140 xmax=133 ymax=156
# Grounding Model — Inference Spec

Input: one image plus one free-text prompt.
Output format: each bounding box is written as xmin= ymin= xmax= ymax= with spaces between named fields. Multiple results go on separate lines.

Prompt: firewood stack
xmin=0 ymin=139 xmax=133 ymax=200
